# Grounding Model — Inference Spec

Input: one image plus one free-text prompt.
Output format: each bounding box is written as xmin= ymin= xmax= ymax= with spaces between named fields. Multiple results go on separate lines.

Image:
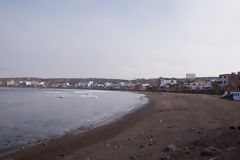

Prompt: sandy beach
xmin=1 ymin=92 xmax=240 ymax=160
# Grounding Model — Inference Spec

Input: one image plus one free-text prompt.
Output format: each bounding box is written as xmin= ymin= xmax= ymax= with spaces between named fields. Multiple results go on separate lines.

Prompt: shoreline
xmin=0 ymin=91 xmax=149 ymax=157
xmin=0 ymin=92 xmax=153 ymax=160
xmin=1 ymin=92 xmax=240 ymax=160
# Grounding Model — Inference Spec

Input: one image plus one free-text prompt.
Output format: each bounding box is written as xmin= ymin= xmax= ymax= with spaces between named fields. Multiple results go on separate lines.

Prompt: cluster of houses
xmin=159 ymin=72 xmax=240 ymax=90
xmin=50 ymin=81 xmax=144 ymax=90
xmin=158 ymin=73 xmax=216 ymax=92
xmin=0 ymin=79 xmax=151 ymax=91
xmin=0 ymin=72 xmax=239 ymax=99
xmin=2 ymin=80 xmax=47 ymax=88
xmin=157 ymin=72 xmax=240 ymax=100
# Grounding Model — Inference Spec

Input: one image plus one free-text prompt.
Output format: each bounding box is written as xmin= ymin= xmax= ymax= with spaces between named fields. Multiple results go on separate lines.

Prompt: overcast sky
xmin=0 ymin=0 xmax=240 ymax=79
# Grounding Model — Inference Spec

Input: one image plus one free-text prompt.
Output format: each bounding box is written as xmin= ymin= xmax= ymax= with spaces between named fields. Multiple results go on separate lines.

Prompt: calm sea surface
xmin=0 ymin=88 xmax=148 ymax=151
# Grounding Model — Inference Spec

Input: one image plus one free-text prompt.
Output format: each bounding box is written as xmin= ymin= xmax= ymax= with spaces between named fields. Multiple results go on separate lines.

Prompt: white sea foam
xmin=74 ymin=91 xmax=88 ymax=94
xmin=80 ymin=94 xmax=98 ymax=99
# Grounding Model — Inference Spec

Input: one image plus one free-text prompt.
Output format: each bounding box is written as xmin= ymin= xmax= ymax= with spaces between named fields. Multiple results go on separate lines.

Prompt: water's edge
xmin=0 ymin=91 xmax=149 ymax=156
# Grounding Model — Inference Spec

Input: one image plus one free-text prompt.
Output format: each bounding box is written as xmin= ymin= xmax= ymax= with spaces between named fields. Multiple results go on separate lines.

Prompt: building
xmin=87 ymin=81 xmax=94 ymax=88
xmin=126 ymin=83 xmax=136 ymax=90
xmin=184 ymin=82 xmax=200 ymax=90
xmin=61 ymin=82 xmax=70 ymax=88
xmin=39 ymin=82 xmax=46 ymax=87
xmin=141 ymin=83 xmax=151 ymax=90
xmin=94 ymin=83 xmax=104 ymax=88
xmin=232 ymin=92 xmax=240 ymax=101
xmin=76 ymin=82 xmax=87 ymax=88
xmin=18 ymin=81 xmax=24 ymax=85
xmin=217 ymin=72 xmax=240 ymax=91
xmin=24 ymin=81 xmax=32 ymax=86
xmin=217 ymin=74 xmax=228 ymax=89
xmin=184 ymin=80 xmax=212 ymax=90
xmin=186 ymin=73 xmax=196 ymax=79
xmin=31 ymin=81 xmax=40 ymax=87
xmin=119 ymin=82 xmax=126 ymax=87
xmin=6 ymin=80 xmax=16 ymax=86
xmin=104 ymin=82 xmax=113 ymax=88
xmin=196 ymin=79 xmax=212 ymax=90
xmin=159 ymin=78 xmax=177 ymax=88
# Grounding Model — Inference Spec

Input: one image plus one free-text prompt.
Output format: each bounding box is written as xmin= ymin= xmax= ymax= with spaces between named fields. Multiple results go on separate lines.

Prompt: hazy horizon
xmin=0 ymin=74 xmax=219 ymax=80
xmin=1 ymin=0 xmax=240 ymax=79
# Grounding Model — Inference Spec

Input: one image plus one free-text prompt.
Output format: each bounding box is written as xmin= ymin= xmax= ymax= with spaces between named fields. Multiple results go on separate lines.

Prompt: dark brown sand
xmin=1 ymin=92 xmax=240 ymax=160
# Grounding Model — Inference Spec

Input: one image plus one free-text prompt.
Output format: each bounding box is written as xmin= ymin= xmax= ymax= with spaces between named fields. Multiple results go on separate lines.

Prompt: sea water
xmin=0 ymin=88 xmax=148 ymax=151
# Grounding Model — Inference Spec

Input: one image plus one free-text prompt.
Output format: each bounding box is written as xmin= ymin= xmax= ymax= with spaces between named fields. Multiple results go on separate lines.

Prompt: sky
xmin=0 ymin=0 xmax=240 ymax=79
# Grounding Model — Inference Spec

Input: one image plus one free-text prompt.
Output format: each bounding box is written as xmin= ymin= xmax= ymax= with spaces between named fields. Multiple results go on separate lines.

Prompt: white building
xmin=24 ymin=81 xmax=32 ymax=86
xmin=186 ymin=73 xmax=196 ymax=79
xmin=196 ymin=80 xmax=212 ymax=90
xmin=63 ymin=82 xmax=70 ymax=86
xmin=39 ymin=82 xmax=46 ymax=86
xmin=184 ymin=80 xmax=212 ymax=90
xmin=232 ymin=92 xmax=240 ymax=101
xmin=184 ymin=83 xmax=199 ymax=90
xmin=159 ymin=78 xmax=177 ymax=88
xmin=87 ymin=81 xmax=94 ymax=88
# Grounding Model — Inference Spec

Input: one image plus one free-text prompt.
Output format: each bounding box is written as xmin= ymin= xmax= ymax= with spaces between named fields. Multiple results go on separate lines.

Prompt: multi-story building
xmin=186 ymin=73 xmax=196 ymax=79
xmin=184 ymin=80 xmax=212 ymax=90
xmin=217 ymin=72 xmax=240 ymax=91
xmin=217 ymin=74 xmax=228 ymax=89
xmin=159 ymin=78 xmax=177 ymax=88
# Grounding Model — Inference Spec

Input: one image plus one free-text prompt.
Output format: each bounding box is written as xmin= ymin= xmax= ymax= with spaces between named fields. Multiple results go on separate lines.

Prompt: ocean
xmin=0 ymin=88 xmax=148 ymax=152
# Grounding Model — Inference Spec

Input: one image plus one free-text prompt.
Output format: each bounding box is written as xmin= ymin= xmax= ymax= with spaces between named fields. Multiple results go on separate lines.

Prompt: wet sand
xmin=1 ymin=92 xmax=240 ymax=160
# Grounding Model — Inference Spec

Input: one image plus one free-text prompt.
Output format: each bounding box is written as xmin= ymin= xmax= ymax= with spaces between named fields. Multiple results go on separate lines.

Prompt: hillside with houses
xmin=0 ymin=72 xmax=240 ymax=96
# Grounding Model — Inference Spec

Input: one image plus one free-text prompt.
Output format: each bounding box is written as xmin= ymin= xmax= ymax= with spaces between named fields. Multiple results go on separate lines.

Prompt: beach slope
xmin=1 ymin=92 xmax=240 ymax=160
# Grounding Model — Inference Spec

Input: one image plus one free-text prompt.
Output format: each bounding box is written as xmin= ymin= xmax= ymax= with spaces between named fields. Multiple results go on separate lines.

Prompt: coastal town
xmin=1 ymin=72 xmax=240 ymax=160
xmin=2 ymin=1 xmax=240 ymax=160
xmin=1 ymin=71 xmax=240 ymax=97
